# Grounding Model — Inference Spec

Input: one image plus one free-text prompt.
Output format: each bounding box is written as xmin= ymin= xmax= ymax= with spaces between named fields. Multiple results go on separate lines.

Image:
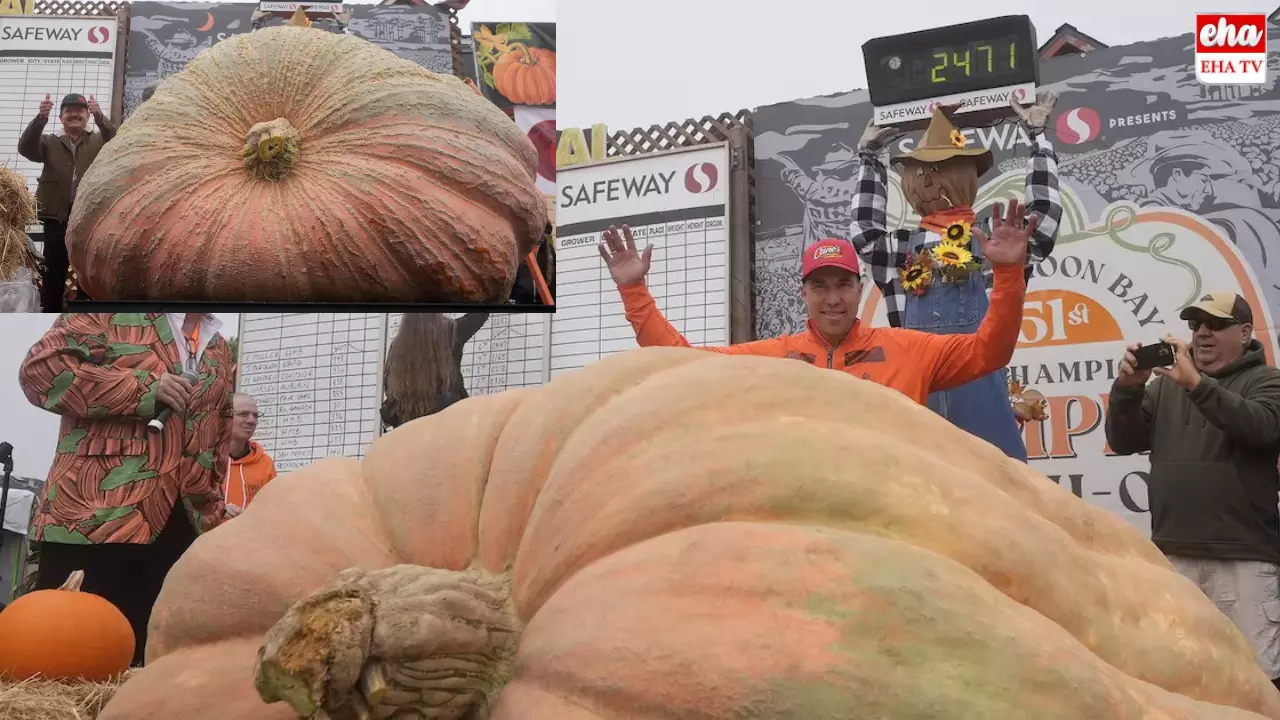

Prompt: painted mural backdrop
xmin=123 ymin=2 xmax=452 ymax=119
xmin=752 ymin=25 xmax=1280 ymax=534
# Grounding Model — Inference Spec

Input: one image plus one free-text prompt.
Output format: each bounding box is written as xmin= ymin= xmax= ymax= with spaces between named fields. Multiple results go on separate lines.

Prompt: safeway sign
xmin=1195 ymin=14 xmax=1267 ymax=85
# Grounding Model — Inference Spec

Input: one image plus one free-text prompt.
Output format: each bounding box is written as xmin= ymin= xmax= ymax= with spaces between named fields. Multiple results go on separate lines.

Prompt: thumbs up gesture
xmin=38 ymin=93 xmax=52 ymax=118
xmin=87 ymin=94 xmax=101 ymax=117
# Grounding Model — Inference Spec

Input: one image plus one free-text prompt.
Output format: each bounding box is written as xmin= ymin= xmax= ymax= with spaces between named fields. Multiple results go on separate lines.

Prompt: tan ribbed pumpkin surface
xmin=97 ymin=349 xmax=1280 ymax=719
xmin=68 ymin=25 xmax=546 ymax=302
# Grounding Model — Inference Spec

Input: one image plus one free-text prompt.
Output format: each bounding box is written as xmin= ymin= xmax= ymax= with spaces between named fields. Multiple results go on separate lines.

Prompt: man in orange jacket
xmin=224 ymin=393 xmax=278 ymax=512
xmin=598 ymin=200 xmax=1037 ymax=406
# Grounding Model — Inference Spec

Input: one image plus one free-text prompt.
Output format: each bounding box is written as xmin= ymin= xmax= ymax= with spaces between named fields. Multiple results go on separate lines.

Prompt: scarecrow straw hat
xmin=895 ymin=106 xmax=993 ymax=176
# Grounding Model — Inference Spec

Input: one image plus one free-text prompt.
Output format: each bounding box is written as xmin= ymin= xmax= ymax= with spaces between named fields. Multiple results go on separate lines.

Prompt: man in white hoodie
xmin=224 ymin=393 xmax=278 ymax=514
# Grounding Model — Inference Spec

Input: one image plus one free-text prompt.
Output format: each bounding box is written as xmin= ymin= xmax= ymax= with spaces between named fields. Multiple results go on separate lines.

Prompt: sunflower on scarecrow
xmin=851 ymin=93 xmax=1064 ymax=462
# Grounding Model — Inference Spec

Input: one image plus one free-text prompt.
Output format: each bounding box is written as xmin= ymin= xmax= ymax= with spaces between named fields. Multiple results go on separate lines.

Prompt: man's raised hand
xmin=38 ymin=93 xmax=52 ymax=118
xmin=598 ymin=225 xmax=653 ymax=287
xmin=973 ymin=199 xmax=1037 ymax=268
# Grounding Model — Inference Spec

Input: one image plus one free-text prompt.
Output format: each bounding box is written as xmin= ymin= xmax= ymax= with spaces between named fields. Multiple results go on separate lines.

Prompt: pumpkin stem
xmin=59 ymin=570 xmax=85 ymax=592
xmin=241 ymin=118 xmax=302 ymax=182
xmin=508 ymin=42 xmax=535 ymax=65
xmin=254 ymin=565 xmax=519 ymax=720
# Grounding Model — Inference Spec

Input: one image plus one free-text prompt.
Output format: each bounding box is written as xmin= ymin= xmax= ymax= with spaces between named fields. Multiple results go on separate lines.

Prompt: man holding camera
xmin=1105 ymin=292 xmax=1280 ymax=689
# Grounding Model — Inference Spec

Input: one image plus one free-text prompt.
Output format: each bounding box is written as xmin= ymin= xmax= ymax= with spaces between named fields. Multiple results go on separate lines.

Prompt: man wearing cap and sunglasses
xmin=18 ymin=92 xmax=116 ymax=312
xmin=1107 ymin=292 xmax=1280 ymax=690
xmin=598 ymin=200 xmax=1033 ymax=407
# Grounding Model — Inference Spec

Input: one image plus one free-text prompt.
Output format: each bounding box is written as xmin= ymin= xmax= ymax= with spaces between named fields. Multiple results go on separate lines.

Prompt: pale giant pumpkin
xmin=99 ymin=349 xmax=1280 ymax=719
xmin=68 ymin=25 xmax=547 ymax=303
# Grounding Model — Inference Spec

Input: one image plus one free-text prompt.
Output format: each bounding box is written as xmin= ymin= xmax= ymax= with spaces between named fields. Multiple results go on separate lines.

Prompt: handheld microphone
xmin=147 ymin=371 xmax=200 ymax=433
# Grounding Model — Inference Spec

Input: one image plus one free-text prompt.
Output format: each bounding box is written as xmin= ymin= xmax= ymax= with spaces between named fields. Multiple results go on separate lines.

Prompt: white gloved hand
xmin=1010 ymin=91 xmax=1060 ymax=130
xmin=858 ymin=117 xmax=906 ymax=153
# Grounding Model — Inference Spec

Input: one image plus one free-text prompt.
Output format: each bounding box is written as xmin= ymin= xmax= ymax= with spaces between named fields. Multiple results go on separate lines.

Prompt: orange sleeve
xmin=618 ymin=283 xmax=785 ymax=356
xmin=902 ymin=264 xmax=1027 ymax=392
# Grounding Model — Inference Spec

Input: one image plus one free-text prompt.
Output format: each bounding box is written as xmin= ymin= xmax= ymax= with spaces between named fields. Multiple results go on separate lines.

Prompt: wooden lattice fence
xmin=31 ymin=0 xmax=117 ymax=14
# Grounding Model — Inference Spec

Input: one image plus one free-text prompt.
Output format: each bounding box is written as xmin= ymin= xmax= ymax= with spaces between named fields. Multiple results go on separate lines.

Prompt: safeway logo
xmin=684 ymin=162 xmax=718 ymax=194
xmin=1195 ymin=14 xmax=1267 ymax=85
xmin=1055 ymin=107 xmax=1100 ymax=145
xmin=87 ymin=26 xmax=110 ymax=44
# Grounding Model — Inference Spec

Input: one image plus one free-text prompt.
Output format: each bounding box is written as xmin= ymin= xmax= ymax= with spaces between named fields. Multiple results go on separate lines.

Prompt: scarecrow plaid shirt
xmin=849 ymin=126 xmax=1062 ymax=329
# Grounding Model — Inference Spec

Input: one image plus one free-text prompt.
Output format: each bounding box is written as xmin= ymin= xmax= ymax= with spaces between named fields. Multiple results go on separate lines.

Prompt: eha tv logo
xmin=87 ymin=26 xmax=110 ymax=44
xmin=1055 ymin=107 xmax=1100 ymax=145
xmin=684 ymin=162 xmax=718 ymax=194
xmin=1195 ymin=14 xmax=1267 ymax=85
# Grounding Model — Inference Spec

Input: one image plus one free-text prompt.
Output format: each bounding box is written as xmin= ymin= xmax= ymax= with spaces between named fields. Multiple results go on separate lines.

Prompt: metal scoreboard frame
xmin=863 ymin=15 xmax=1041 ymax=130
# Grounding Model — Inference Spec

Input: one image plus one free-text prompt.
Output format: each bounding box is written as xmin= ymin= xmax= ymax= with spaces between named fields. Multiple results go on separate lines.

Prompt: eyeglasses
xmin=1188 ymin=317 xmax=1240 ymax=332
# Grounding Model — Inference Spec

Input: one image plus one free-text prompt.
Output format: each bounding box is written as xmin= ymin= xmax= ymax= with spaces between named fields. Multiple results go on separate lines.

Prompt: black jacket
xmin=1106 ymin=340 xmax=1280 ymax=563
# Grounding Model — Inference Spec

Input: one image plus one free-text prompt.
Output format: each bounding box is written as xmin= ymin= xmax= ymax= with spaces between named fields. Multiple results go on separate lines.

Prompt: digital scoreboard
xmin=863 ymin=15 xmax=1040 ymax=129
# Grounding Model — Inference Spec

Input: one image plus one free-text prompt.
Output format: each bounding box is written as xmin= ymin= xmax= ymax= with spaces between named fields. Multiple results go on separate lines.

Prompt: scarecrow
xmin=848 ymin=94 xmax=1063 ymax=461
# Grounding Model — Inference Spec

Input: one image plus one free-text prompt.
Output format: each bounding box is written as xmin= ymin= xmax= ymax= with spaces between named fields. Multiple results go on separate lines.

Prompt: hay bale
xmin=0 ymin=164 xmax=36 ymax=230
xmin=0 ymin=672 xmax=133 ymax=720
xmin=0 ymin=225 xmax=40 ymax=283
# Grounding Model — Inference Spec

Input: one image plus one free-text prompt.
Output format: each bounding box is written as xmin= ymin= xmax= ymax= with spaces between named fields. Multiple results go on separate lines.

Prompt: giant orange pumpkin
xmin=99 ymin=349 xmax=1280 ymax=718
xmin=68 ymin=26 xmax=547 ymax=303
xmin=493 ymin=45 xmax=556 ymax=106
xmin=0 ymin=570 xmax=135 ymax=682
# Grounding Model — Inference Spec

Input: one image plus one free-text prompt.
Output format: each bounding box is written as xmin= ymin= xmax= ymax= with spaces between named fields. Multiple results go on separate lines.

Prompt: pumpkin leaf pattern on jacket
xmin=64 ymin=336 xmax=94 ymax=362
xmin=43 ymin=370 xmax=75 ymax=411
xmin=100 ymin=456 xmax=159 ymax=490
xmin=79 ymin=505 xmax=136 ymax=529
xmin=20 ymin=314 xmax=236 ymax=546
xmin=42 ymin=525 xmax=92 ymax=544
xmin=56 ymin=428 xmax=88 ymax=454
xmin=153 ymin=315 xmax=173 ymax=344
xmin=138 ymin=377 xmax=160 ymax=417
xmin=107 ymin=342 xmax=152 ymax=361
xmin=110 ymin=313 xmax=152 ymax=327
xmin=195 ymin=449 xmax=215 ymax=470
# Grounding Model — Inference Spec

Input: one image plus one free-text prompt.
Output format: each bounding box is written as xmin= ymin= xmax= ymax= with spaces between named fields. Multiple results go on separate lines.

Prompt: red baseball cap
xmin=801 ymin=238 xmax=861 ymax=280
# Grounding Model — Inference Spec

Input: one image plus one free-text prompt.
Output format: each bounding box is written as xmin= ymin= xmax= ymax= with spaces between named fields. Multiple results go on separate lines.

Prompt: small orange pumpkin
xmin=493 ymin=44 xmax=556 ymax=106
xmin=0 ymin=570 xmax=135 ymax=681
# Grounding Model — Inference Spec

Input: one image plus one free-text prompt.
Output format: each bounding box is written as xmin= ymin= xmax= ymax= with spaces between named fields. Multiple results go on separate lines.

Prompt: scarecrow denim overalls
xmin=902 ymin=230 xmax=1027 ymax=462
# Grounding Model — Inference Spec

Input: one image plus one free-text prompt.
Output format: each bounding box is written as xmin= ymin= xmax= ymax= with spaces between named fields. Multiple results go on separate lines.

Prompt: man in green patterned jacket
xmin=19 ymin=313 xmax=237 ymax=666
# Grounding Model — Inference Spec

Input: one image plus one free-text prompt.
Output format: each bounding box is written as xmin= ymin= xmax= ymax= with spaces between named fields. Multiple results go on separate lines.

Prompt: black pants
xmin=39 ymin=219 xmax=68 ymax=312
xmin=35 ymin=508 xmax=196 ymax=667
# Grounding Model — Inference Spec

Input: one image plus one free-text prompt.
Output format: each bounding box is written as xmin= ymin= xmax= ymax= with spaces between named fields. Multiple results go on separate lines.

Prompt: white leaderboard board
xmin=385 ymin=313 xmax=550 ymax=397
xmin=554 ymin=144 xmax=732 ymax=375
xmin=237 ymin=313 xmax=553 ymax=471
xmin=0 ymin=16 xmax=118 ymax=237
xmin=236 ymin=314 xmax=384 ymax=471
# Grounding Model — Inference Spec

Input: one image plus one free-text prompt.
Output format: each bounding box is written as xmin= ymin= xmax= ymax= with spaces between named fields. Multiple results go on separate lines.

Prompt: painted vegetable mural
xmin=473 ymin=23 xmax=557 ymax=107
xmin=95 ymin=349 xmax=1280 ymax=719
xmin=68 ymin=22 xmax=547 ymax=303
